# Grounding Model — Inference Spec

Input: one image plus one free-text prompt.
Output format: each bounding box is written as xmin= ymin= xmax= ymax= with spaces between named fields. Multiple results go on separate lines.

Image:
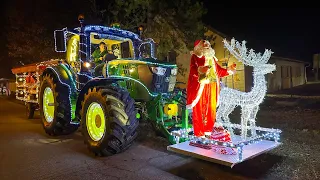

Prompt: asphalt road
xmin=0 ymin=97 xmax=279 ymax=180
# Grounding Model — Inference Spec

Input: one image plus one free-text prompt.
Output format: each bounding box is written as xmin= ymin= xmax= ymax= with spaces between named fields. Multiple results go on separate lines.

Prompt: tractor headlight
xmin=84 ymin=62 xmax=91 ymax=68
xmin=171 ymin=68 xmax=177 ymax=76
xmin=150 ymin=66 xmax=166 ymax=76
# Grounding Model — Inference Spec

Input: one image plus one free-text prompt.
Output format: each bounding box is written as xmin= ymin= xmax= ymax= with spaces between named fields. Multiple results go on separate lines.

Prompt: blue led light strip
xmin=138 ymin=38 xmax=156 ymax=59
xmin=84 ymin=25 xmax=141 ymax=41
xmin=47 ymin=67 xmax=73 ymax=122
xmin=77 ymin=73 xmax=93 ymax=80
xmin=60 ymin=64 xmax=77 ymax=90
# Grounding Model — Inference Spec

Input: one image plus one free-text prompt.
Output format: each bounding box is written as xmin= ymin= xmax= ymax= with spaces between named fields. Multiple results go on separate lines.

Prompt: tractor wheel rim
xmin=86 ymin=102 xmax=106 ymax=141
xmin=43 ymin=87 xmax=55 ymax=123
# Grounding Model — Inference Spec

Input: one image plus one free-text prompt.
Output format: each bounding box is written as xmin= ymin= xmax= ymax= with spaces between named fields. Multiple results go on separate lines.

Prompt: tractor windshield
xmin=90 ymin=33 xmax=134 ymax=60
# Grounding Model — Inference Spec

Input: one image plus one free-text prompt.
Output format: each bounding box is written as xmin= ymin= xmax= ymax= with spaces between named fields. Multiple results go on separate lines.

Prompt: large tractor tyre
xmin=81 ymin=86 xmax=138 ymax=156
xmin=26 ymin=102 xmax=36 ymax=119
xmin=39 ymin=74 xmax=78 ymax=136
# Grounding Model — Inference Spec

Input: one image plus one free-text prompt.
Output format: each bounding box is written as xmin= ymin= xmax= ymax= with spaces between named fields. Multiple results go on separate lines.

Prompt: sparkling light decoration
xmin=169 ymin=38 xmax=281 ymax=161
xmin=83 ymin=25 xmax=141 ymax=41
xmin=215 ymin=38 xmax=276 ymax=140
xmin=170 ymin=126 xmax=280 ymax=161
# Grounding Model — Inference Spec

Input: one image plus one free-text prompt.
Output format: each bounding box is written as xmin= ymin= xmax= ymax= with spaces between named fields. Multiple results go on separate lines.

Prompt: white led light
xmin=171 ymin=68 xmax=177 ymax=75
xmin=151 ymin=67 xmax=166 ymax=76
xmin=84 ymin=62 xmax=91 ymax=68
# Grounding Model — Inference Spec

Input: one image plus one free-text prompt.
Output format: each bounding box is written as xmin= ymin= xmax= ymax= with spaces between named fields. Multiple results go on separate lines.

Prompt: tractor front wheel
xmin=81 ymin=85 xmax=138 ymax=156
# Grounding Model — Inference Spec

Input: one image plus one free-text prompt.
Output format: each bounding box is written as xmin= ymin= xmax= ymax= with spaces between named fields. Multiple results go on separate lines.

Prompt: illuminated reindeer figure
xmin=215 ymin=38 xmax=276 ymax=140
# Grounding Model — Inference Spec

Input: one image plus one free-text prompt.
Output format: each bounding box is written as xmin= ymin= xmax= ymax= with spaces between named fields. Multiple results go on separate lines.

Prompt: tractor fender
xmin=41 ymin=64 xmax=77 ymax=95
xmin=75 ymin=77 xmax=126 ymax=121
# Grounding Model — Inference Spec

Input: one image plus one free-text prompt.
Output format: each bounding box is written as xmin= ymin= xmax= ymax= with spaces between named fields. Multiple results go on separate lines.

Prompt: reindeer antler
xmin=223 ymin=38 xmax=273 ymax=66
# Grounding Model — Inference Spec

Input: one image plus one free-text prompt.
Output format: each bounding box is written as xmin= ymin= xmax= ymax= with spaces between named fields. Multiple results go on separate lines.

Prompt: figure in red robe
xmin=186 ymin=40 xmax=236 ymax=137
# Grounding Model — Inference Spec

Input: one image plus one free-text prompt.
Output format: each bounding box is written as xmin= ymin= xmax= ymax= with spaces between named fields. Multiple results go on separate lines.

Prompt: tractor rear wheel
xmin=39 ymin=74 xmax=78 ymax=135
xmin=81 ymin=85 xmax=138 ymax=156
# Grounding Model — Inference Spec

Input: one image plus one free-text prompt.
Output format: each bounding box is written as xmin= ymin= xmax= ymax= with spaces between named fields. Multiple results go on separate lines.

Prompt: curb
xmin=267 ymin=94 xmax=320 ymax=99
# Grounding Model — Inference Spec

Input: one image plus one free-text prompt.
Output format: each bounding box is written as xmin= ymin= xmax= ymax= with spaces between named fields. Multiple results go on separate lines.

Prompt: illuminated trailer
xmin=11 ymin=60 xmax=60 ymax=118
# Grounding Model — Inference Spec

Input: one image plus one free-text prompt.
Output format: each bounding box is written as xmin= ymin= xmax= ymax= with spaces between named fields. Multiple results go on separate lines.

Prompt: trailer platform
xmin=167 ymin=135 xmax=281 ymax=168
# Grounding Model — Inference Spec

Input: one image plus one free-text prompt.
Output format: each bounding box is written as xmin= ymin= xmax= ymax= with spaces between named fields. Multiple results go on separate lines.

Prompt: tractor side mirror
xmin=54 ymin=30 xmax=66 ymax=52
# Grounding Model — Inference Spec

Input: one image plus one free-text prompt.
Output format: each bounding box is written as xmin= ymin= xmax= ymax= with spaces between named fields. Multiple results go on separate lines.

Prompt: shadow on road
xmin=166 ymin=153 xmax=284 ymax=180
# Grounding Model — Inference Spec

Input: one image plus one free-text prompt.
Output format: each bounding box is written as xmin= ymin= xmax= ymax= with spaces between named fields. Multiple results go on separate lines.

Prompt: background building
xmin=175 ymin=27 xmax=309 ymax=93
xmin=266 ymin=56 xmax=308 ymax=92
xmin=313 ymin=54 xmax=320 ymax=81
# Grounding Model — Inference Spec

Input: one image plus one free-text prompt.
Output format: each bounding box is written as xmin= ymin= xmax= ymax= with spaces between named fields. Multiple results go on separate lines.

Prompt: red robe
xmin=186 ymin=54 xmax=230 ymax=137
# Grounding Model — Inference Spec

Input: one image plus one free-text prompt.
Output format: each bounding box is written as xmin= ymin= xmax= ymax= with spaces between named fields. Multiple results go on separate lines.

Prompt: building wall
xmin=313 ymin=54 xmax=320 ymax=81
xmin=267 ymin=57 xmax=306 ymax=92
xmin=175 ymin=29 xmax=246 ymax=92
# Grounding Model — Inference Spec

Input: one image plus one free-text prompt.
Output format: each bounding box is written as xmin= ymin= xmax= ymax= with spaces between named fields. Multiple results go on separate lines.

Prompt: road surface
xmin=0 ymin=97 xmax=278 ymax=180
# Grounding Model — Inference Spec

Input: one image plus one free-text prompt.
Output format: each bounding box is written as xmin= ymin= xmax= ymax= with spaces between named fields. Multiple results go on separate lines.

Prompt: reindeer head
xmin=223 ymin=38 xmax=276 ymax=75
xmin=254 ymin=63 xmax=276 ymax=75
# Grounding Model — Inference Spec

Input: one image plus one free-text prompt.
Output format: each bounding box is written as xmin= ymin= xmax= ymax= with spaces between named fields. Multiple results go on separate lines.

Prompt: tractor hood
xmin=104 ymin=58 xmax=178 ymax=94
xmin=107 ymin=58 xmax=177 ymax=67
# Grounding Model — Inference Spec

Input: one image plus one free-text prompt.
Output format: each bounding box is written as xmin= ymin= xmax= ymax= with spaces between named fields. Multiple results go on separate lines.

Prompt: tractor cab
xmin=54 ymin=21 xmax=177 ymax=101
xmin=89 ymin=32 xmax=134 ymax=60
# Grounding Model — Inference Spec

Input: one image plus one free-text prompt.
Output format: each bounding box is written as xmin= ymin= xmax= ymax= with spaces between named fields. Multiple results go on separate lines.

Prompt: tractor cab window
xmin=90 ymin=33 xmax=133 ymax=61
xmin=139 ymin=43 xmax=152 ymax=58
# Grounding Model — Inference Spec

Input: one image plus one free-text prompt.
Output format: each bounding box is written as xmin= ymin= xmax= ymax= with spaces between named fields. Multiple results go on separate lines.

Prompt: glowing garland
xmin=171 ymin=127 xmax=280 ymax=161
xmin=84 ymin=25 xmax=141 ymax=41
xmin=215 ymin=38 xmax=277 ymax=140
xmin=47 ymin=67 xmax=75 ymax=124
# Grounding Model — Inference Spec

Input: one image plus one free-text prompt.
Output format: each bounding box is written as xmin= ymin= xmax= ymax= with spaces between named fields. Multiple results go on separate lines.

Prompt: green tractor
xmin=33 ymin=17 xmax=191 ymax=156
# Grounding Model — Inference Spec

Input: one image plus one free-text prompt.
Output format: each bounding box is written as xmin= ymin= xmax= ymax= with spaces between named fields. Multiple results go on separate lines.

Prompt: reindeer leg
xmin=215 ymin=103 xmax=224 ymax=127
xmin=241 ymin=106 xmax=250 ymax=140
xmin=249 ymin=106 xmax=259 ymax=137
xmin=224 ymin=105 xmax=236 ymax=137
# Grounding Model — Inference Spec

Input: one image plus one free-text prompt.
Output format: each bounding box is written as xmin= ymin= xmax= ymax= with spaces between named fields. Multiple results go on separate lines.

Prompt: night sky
xmin=203 ymin=6 xmax=320 ymax=62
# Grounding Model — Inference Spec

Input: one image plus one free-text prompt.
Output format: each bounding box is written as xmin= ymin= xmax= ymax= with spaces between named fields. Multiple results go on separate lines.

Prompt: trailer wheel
xmin=26 ymin=102 xmax=36 ymax=119
xmin=81 ymin=86 xmax=138 ymax=156
xmin=39 ymin=74 xmax=78 ymax=135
